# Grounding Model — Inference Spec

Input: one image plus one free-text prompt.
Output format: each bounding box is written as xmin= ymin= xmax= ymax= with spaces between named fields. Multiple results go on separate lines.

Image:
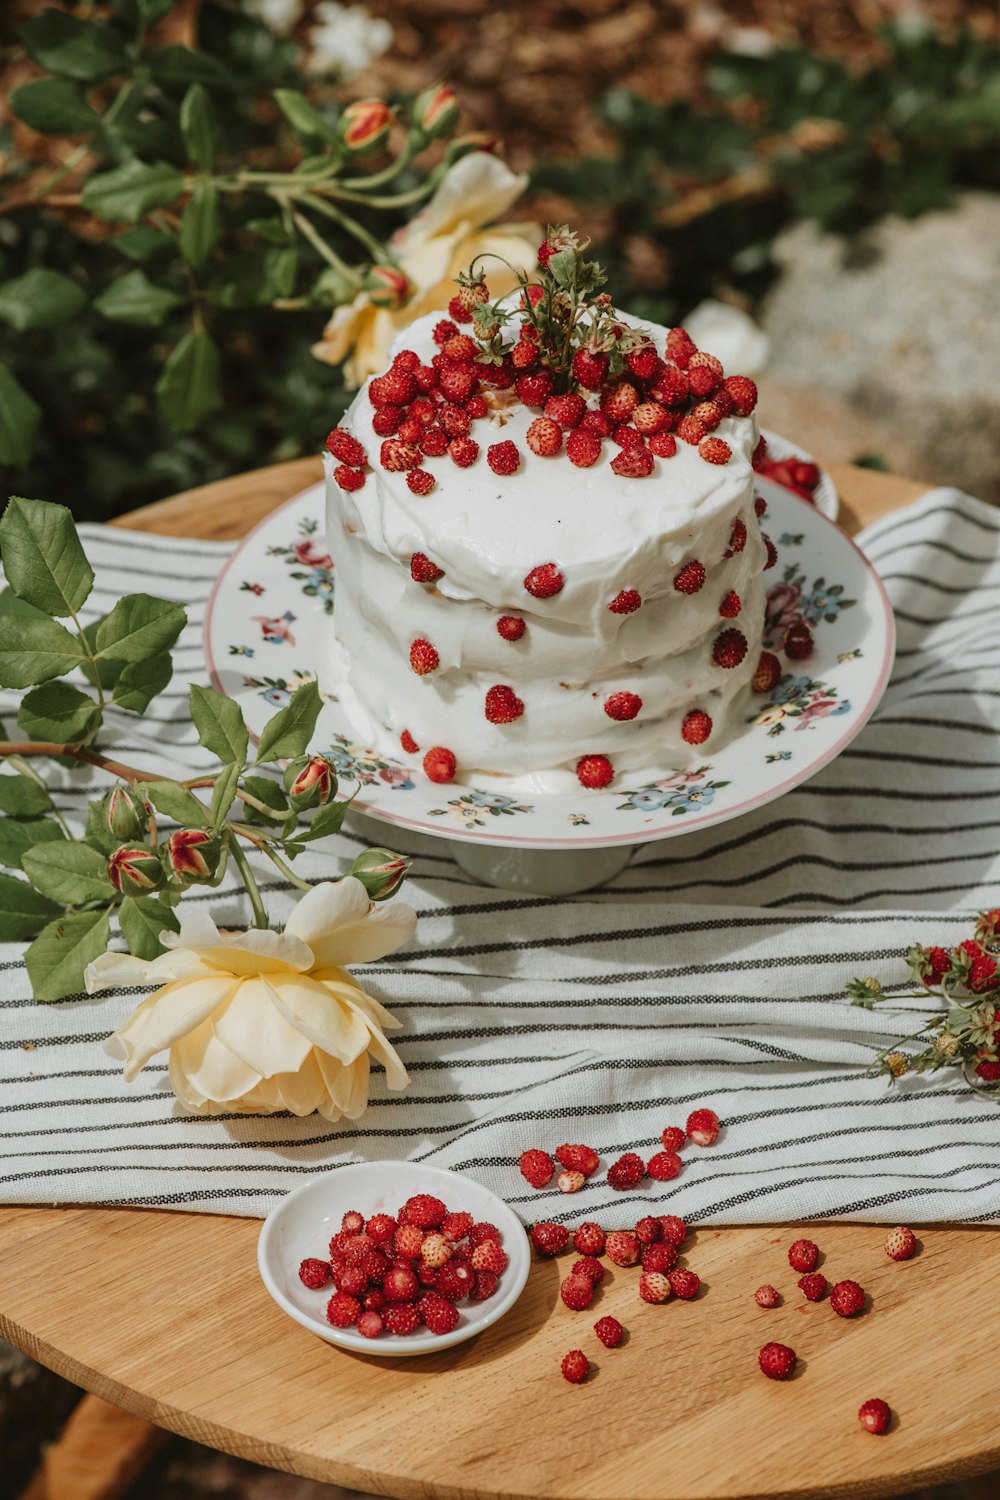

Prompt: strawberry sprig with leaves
xmin=848 ymin=912 xmax=1000 ymax=1099
xmin=0 ymin=498 xmax=408 ymax=1002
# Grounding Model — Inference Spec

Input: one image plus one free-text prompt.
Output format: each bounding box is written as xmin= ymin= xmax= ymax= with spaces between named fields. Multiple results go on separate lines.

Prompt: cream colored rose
xmin=86 ymin=878 xmax=415 ymax=1120
xmin=313 ymin=152 xmax=542 ymax=385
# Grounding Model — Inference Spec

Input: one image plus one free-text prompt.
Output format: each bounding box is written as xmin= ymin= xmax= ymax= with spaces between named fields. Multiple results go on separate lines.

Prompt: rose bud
xmin=102 ymin=784 xmax=146 ymax=842
xmin=107 ymin=845 xmax=164 ymax=896
xmin=350 ymin=848 xmax=410 ymax=901
xmin=363 ymin=265 xmax=412 ymax=310
xmin=412 ymin=83 xmax=459 ymax=141
xmin=339 ymin=98 xmax=393 ymax=155
xmin=444 ymin=132 xmax=498 ymax=166
xmin=167 ymin=829 xmax=222 ymax=885
xmin=283 ymin=754 xmax=337 ymax=810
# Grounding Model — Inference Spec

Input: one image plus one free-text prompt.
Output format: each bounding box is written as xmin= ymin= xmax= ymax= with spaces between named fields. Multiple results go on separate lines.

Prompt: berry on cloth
xmin=557 ymin=1170 xmax=586 ymax=1193
xmin=647 ymin=1150 xmax=682 ymax=1181
xmin=520 ymin=1149 xmax=555 ymax=1188
xmin=659 ymin=1215 xmax=687 ymax=1247
xmin=686 ymin=1108 xmax=720 ymax=1146
xmin=661 ymin=1126 xmax=686 ymax=1152
xmin=531 ymin=1221 xmax=570 ymax=1256
xmin=607 ymin=1152 xmax=645 ymax=1189
xmin=573 ymin=1222 xmax=606 ymax=1256
xmin=556 ymin=1144 xmax=600 ymax=1176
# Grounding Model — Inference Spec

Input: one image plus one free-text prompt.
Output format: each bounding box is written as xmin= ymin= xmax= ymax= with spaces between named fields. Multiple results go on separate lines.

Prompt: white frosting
xmin=325 ymin=308 xmax=769 ymax=780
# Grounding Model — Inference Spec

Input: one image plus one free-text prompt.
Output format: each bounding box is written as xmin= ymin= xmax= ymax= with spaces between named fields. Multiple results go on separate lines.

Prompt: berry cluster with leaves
xmin=0 ymin=497 xmax=408 ymax=1002
xmin=848 ymin=911 xmax=1000 ymax=1098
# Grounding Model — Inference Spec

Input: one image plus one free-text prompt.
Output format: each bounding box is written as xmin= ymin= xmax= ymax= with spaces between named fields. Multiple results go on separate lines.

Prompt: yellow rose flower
xmin=312 ymin=152 xmax=542 ymax=385
xmin=86 ymin=878 xmax=416 ymax=1120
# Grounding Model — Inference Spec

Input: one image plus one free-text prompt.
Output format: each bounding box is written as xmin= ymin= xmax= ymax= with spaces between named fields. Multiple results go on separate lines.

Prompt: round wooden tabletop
xmin=4 ymin=458 xmax=997 ymax=1500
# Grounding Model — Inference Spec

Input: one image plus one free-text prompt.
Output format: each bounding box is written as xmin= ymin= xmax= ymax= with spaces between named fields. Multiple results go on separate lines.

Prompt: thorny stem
xmin=227 ymin=831 xmax=268 ymax=930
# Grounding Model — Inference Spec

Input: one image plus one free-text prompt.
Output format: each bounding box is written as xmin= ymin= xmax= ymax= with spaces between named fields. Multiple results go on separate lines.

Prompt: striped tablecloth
xmin=2 ymin=486 xmax=999 ymax=1224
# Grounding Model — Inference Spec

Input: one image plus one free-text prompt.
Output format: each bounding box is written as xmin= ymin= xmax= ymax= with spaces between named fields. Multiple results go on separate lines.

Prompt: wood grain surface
xmin=3 ymin=458 xmax=994 ymax=1500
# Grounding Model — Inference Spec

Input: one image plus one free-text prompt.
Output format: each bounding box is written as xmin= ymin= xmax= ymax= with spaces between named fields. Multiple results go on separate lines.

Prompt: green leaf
xmin=84 ymin=797 xmax=120 ymax=856
xmin=155 ymin=329 xmax=222 ymax=433
xmin=94 ymin=594 xmax=186 ymax=665
xmin=180 ymin=83 xmax=220 ymax=170
xmin=10 ymin=78 xmax=100 ymax=135
xmin=240 ymin=774 xmax=288 ymax=823
xmin=93 ymin=270 xmax=185 ymax=327
xmin=0 ymin=269 xmax=86 ymax=331
xmin=18 ymin=682 xmax=101 ymax=744
xmin=145 ymin=779 xmax=211 ymax=827
xmin=0 ymin=816 xmax=66 ymax=871
xmin=178 ymin=183 xmax=221 ymax=269
xmin=0 ymin=871 xmax=62 ymax=941
xmin=23 ymin=840 xmax=114 ymax=904
xmin=254 ymin=681 xmax=322 ymax=764
xmin=0 ymin=587 xmax=48 ymax=623
xmin=0 ymin=367 xmax=41 ymax=468
xmin=110 ymin=0 xmax=176 ymax=26
xmin=113 ymin=226 xmax=176 ymax=263
xmin=145 ymin=46 xmax=236 ymax=94
xmin=0 ymin=618 xmax=85 ymax=689
xmin=82 ymin=159 xmax=185 ymax=224
xmin=112 ymin=652 xmax=173 ymax=713
xmin=210 ymin=760 xmax=241 ymax=825
xmin=274 ymin=89 xmax=338 ymax=144
xmin=294 ymin=796 xmax=350 ymax=844
xmin=19 ymin=11 xmax=127 ymax=82
xmin=189 ymin=683 xmax=248 ymax=765
xmin=119 ymin=893 xmax=179 ymax=960
xmin=26 ymin=910 xmax=111 ymax=1002
xmin=0 ymin=775 xmax=52 ymax=817
xmin=0 ymin=497 xmax=94 ymax=617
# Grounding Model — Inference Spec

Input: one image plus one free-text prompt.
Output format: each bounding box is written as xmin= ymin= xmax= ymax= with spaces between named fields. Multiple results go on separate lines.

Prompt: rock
xmin=759 ymin=193 xmax=1000 ymax=502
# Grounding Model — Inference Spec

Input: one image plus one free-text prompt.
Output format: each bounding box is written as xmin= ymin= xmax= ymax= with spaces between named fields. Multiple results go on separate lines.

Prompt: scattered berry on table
xmin=668 ymin=1269 xmax=700 ymax=1300
xmin=858 ymin=1399 xmax=892 ymax=1434
xmin=798 ymin=1273 xmax=828 ymax=1302
xmin=561 ymin=1349 xmax=590 ymax=1384
xmin=573 ymin=1222 xmax=607 ymax=1256
xmin=635 ymin=1216 xmax=663 ymax=1246
xmin=594 ymin=1315 xmax=624 ymax=1348
xmin=605 ymin=1231 xmax=641 ymax=1268
xmin=884 ymin=1226 xmax=917 ymax=1261
xmin=658 ymin=1215 xmax=688 ymax=1247
xmin=520 ymin=1148 xmax=555 ymax=1188
xmin=561 ymin=1274 xmax=596 ymax=1311
xmin=758 ymin=1342 xmax=797 ymax=1380
xmin=639 ymin=1272 xmax=672 ymax=1304
xmin=572 ymin=1256 xmax=605 ymax=1285
xmin=531 ymin=1221 xmax=570 ymax=1257
xmin=830 ymin=1280 xmax=866 ymax=1318
xmin=686 ymin=1109 xmax=720 ymax=1146
xmin=788 ymin=1238 xmax=820 ymax=1273
xmin=298 ymin=1258 xmax=331 ymax=1289
xmin=641 ymin=1242 xmax=678 ymax=1275
xmin=755 ymin=1285 xmax=780 ymax=1309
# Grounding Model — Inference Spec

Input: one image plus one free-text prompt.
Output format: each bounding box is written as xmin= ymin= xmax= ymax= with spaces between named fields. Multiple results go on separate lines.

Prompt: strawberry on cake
xmin=324 ymin=227 xmax=779 ymax=790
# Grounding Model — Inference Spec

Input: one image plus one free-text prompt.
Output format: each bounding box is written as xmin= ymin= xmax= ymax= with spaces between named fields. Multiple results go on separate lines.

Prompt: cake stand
xmin=204 ymin=445 xmax=893 ymax=895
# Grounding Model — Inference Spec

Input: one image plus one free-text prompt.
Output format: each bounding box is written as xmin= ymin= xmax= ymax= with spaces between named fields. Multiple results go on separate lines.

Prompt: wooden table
xmin=5 ymin=459 xmax=998 ymax=1500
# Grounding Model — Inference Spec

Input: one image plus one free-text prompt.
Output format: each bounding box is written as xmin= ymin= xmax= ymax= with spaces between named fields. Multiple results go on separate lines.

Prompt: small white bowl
xmin=257 ymin=1161 xmax=532 ymax=1357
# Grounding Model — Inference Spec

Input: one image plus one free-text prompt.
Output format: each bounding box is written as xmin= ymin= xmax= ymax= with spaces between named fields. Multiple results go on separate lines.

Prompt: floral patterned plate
xmin=204 ymin=465 xmax=890 ymax=854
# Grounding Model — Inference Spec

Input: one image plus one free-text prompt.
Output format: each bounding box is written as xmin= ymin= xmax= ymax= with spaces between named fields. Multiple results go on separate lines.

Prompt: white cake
xmin=324 ymin=302 xmax=772 ymax=789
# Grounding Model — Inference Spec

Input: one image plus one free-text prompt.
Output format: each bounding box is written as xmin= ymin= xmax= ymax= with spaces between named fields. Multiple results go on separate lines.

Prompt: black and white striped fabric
xmin=2 ymin=487 xmax=999 ymax=1224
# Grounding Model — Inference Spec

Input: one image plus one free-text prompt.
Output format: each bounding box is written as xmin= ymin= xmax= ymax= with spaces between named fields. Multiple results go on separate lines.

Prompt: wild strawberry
xmin=560 ymin=1274 xmax=595 ymax=1311
xmin=325 ymin=1291 xmax=361 ymax=1328
xmin=677 ymin=415 xmax=707 ymax=446
xmin=397 ymin=417 xmax=423 ymax=444
xmin=712 ymin=630 xmax=747 ymax=669
xmin=442 ymin=334 xmax=476 ymax=363
xmin=686 ymin=1108 xmax=720 ymax=1146
xmin=520 ymin=1148 xmax=555 ymax=1188
xmin=299 ymin=1258 xmax=331 ymax=1289
xmin=668 ymin=1269 xmax=700 ymax=1300
xmin=447 ymin=296 xmax=471 ymax=323
xmin=439 ymin=364 xmax=478 ymax=403
xmin=759 ymin=1342 xmax=797 ymax=1380
xmin=632 ymin=401 xmax=670 ymax=435
xmin=634 ymin=1216 xmax=663 ymax=1245
xmin=613 ymin=423 xmax=644 ymax=448
xmin=465 ymin=393 xmax=488 ymax=420
xmin=649 ymin=363 xmax=689 ymax=405
xmin=380 ymin=438 xmax=421 ymax=472
xmin=531 ymin=1221 xmax=569 ymax=1256
xmin=423 ymin=746 xmax=456 ymax=783
xmin=357 ymin=1310 xmax=383 ymax=1339
xmin=448 ymin=435 xmax=479 ymax=468
xmin=793 ymin=460 xmax=820 ymax=490
xmin=518 ymin=370 xmax=556 ymax=408
xmin=329 ymin=1229 xmax=354 ymax=1258
xmin=600 ymin=381 xmax=639 ymax=422
xmin=858 ymin=1399 xmax=892 ymax=1435
xmin=572 ymin=348 xmax=608 ymax=389
xmin=641 ymin=1242 xmax=677 ymax=1274
xmin=605 ymin=1230 xmax=641 ymax=1267
xmin=783 ymin=622 xmax=814 ymax=660
xmin=472 ymin=1240 xmax=508 ymax=1274
xmin=327 ymin=428 xmax=368 ymax=466
xmin=383 ymin=1302 xmax=420 ymax=1335
xmin=497 ymin=614 xmax=526 ymax=642
xmin=409 ymin=638 xmax=439 ymax=675
xmin=557 ymin=1170 xmax=585 ymax=1193
xmin=754 ymin=494 xmax=767 ymax=517
xmin=408 ymin=396 xmax=436 ymax=426
xmin=487 ymin=439 xmax=520 ymax=475
xmin=885 ymin=1226 xmax=917 ymax=1262
xmin=798 ymin=1273 xmax=828 ymax=1302
xmin=755 ymin=1284 xmax=780 ymax=1308
xmin=511 ymin=340 xmax=538 ymax=370
xmin=594 ymin=1315 xmax=624 ymax=1347
xmin=687 ymin=351 xmax=724 ymax=397
xmin=383 ymin=1266 xmax=420 ymax=1302
xmin=665 ymin=327 xmax=697 ymax=368
xmin=421 ymin=1232 xmax=453 ymax=1269
xmin=566 ymin=427 xmax=602 ymax=467
xmin=639 ymin=1272 xmax=672 ymax=1304
xmin=658 ymin=1214 xmax=687 ymax=1247
xmin=344 ymin=1232 xmax=375 ymax=1263
xmin=830 ymin=1280 xmax=866 ymax=1317
xmin=407 ymin=469 xmax=436 ymax=496
xmin=367 ymin=1212 xmax=397 ymax=1244
xmin=607 ymin=1152 xmax=645 ymax=1189
xmin=604 ymin=690 xmax=642 ymax=721
xmin=681 ymin=709 xmax=713 ymax=746
xmin=556 ymin=1144 xmax=600 ymax=1176
xmin=788 ymin=1238 xmax=820 ymax=1273
xmin=526 ymin=416 xmax=563 ymax=456
xmin=608 ymin=588 xmax=642 ymax=614
xmin=416 ymin=1261 xmax=439 ymax=1288
xmin=485 ymin=684 xmax=525 ymax=724
xmin=419 ymin=425 xmax=449 ymax=456
xmin=648 ymin=432 xmax=677 ymax=458
xmin=576 ymin=754 xmax=614 ymax=789
xmin=573 ymin=1222 xmax=606 ymax=1256
xmin=700 ymin=437 xmax=731 ymax=465
xmin=561 ymin=1349 xmax=589 ymax=1384
xmin=647 ymin=1150 xmax=682 ymax=1181
xmin=470 ymin=1270 xmax=500 ymax=1302
xmin=725 ymin=518 xmax=747 ymax=555
xmin=752 ymin=652 xmax=781 ymax=694
xmin=403 ymin=1193 xmax=448 ymax=1229
xmin=572 ymin=1256 xmax=605 ymax=1285
xmin=420 ymin=1293 xmax=460 ymax=1335
xmin=441 ymin=1211 xmax=473 ymax=1242
xmin=611 ymin=445 xmax=654 ymax=478
xmin=722 ymin=374 xmax=758 ymax=415
xmin=580 ymin=410 xmax=612 ymax=437
xmin=468 ymin=1222 xmax=502 ymax=1248
xmin=768 ymin=527 xmax=779 ymax=569
xmin=364 ymin=1286 xmax=386 ymax=1311
xmin=691 ymin=400 xmax=723 ymax=432
xmin=674 ymin=560 xmax=706 ymax=594
xmin=381 ymin=367 xmax=417 ymax=405
xmin=546 ymin=393 xmax=586 ymax=427
xmin=719 ymin=591 xmax=742 ymax=618
xmin=414 ymin=363 xmax=439 ymax=392
xmin=410 ymin=552 xmax=443 ymax=583
xmin=333 ymin=464 xmax=366 ymax=493
xmin=441 ymin=403 xmax=470 ymax=437
xmin=435 ymin=1260 xmax=475 ymax=1301
xmin=524 ymin=562 xmax=564 ymax=598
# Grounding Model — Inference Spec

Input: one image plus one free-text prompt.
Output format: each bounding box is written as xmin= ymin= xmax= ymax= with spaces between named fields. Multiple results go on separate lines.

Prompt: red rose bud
xmin=412 ymin=83 xmax=459 ymax=141
xmin=364 ymin=264 xmax=412 ymax=310
xmin=350 ymin=848 xmax=410 ymax=901
xmin=102 ymin=783 xmax=146 ymax=842
xmin=107 ymin=845 xmax=164 ymax=896
xmin=167 ymin=829 xmax=222 ymax=884
xmin=340 ymin=98 xmax=393 ymax=154
xmin=283 ymin=754 xmax=337 ymax=810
